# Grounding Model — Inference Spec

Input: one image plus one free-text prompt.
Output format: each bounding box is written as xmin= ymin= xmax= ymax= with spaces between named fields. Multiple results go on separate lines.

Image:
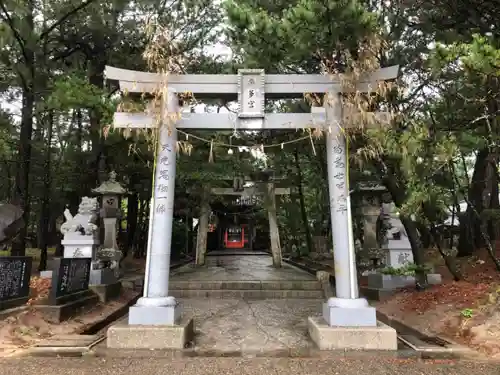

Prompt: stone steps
xmin=169 ymin=280 xmax=324 ymax=299
xmin=170 ymin=289 xmax=324 ymax=299
xmin=169 ymin=280 xmax=322 ymax=290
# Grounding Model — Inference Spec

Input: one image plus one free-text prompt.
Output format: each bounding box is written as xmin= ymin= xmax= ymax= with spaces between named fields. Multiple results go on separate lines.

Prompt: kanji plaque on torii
xmin=237 ymin=69 xmax=265 ymax=119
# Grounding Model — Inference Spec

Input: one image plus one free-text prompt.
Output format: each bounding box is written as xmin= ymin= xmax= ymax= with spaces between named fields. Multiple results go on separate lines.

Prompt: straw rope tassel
xmin=208 ymin=140 xmax=214 ymax=163
xmin=308 ymin=130 xmax=317 ymax=156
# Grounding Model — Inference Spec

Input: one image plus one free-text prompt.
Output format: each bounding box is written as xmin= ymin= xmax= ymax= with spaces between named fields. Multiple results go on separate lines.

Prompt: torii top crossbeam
xmin=105 ymin=66 xmax=399 ymax=131
xmin=105 ymin=66 xmax=399 ymax=100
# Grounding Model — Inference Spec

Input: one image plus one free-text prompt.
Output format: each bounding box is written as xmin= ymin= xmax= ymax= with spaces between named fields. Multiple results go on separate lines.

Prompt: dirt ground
xmin=0 ymin=280 xmax=139 ymax=358
xmin=296 ymin=245 xmax=500 ymax=358
xmin=375 ymin=248 xmax=500 ymax=358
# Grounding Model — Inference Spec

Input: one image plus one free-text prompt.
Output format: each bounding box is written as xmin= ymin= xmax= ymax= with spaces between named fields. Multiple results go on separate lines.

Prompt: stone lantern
xmin=92 ymin=171 xmax=127 ymax=279
xmin=93 ymin=171 xmax=126 ymax=246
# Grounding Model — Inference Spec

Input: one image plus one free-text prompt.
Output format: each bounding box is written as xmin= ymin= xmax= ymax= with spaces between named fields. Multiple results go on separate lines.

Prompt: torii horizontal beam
xmin=211 ymin=187 xmax=290 ymax=196
xmin=105 ymin=65 xmax=399 ymax=99
xmin=113 ymin=109 xmax=392 ymax=130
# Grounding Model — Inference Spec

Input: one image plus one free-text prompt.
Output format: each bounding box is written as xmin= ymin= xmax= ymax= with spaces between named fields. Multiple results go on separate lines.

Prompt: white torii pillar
xmin=128 ymin=90 xmax=180 ymax=325
xmin=321 ymin=94 xmax=376 ymax=327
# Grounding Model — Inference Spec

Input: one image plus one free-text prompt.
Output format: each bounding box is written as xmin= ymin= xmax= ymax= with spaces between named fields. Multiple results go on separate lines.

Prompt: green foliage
xmin=432 ymin=34 xmax=500 ymax=77
xmin=380 ymin=263 xmax=431 ymax=276
xmin=460 ymin=308 xmax=474 ymax=319
xmin=224 ymin=0 xmax=378 ymax=72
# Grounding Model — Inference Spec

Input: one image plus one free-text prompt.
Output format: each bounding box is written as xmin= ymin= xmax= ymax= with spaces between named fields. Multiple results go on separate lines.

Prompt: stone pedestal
xmin=322 ymin=297 xmax=377 ymax=327
xmin=107 ymin=316 xmax=194 ymax=349
xmin=368 ymin=273 xmax=442 ymax=290
xmin=90 ymin=268 xmax=116 ymax=285
xmin=128 ymin=297 xmax=181 ymax=325
xmin=384 ymin=239 xmax=414 ymax=268
xmin=308 ymin=316 xmax=397 ymax=350
xmin=62 ymin=237 xmax=99 ymax=259
xmin=368 ymin=273 xmax=413 ymax=289
xmin=361 ymin=272 xmax=443 ymax=301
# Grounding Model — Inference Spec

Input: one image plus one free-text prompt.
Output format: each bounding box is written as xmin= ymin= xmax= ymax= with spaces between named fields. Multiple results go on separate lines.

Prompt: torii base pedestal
xmin=107 ymin=316 xmax=194 ymax=349
xmin=308 ymin=297 xmax=398 ymax=351
xmin=308 ymin=317 xmax=397 ymax=351
xmin=107 ymin=296 xmax=194 ymax=349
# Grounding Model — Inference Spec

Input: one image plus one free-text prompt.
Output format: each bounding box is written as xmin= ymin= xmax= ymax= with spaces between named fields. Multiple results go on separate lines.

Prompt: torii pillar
xmin=127 ymin=90 xmax=182 ymax=326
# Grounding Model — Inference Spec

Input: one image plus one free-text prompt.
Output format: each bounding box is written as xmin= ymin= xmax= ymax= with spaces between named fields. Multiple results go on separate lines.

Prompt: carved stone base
xmin=90 ymin=281 xmax=121 ymax=303
xmin=89 ymin=268 xmax=117 ymax=286
xmin=62 ymin=240 xmax=99 ymax=259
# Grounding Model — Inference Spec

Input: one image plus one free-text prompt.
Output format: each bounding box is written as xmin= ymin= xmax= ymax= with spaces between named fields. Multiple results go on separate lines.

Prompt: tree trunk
xmin=11 ymin=0 xmax=37 ymax=257
xmin=127 ymin=192 xmax=139 ymax=253
xmin=11 ymin=84 xmax=35 ymax=256
xmin=184 ymin=211 xmax=190 ymax=257
xmin=294 ymin=149 xmax=314 ymax=254
xmin=188 ymin=215 xmax=194 ymax=256
xmin=88 ymin=60 xmax=106 ymax=187
xmin=487 ymin=158 xmax=499 ymax=241
xmin=430 ymin=225 xmax=462 ymax=281
xmin=135 ymin=199 xmax=149 ymax=258
xmin=37 ymin=111 xmax=53 ymax=271
xmin=457 ymin=148 xmax=489 ymax=256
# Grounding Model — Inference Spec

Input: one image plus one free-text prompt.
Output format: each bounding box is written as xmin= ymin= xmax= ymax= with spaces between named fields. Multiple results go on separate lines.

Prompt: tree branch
xmin=0 ymin=2 xmax=29 ymax=65
xmin=39 ymin=0 xmax=100 ymax=42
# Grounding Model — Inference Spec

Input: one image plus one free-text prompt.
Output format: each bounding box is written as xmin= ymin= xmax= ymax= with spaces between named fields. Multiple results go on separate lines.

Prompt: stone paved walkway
xmin=170 ymin=255 xmax=316 ymax=281
xmin=181 ymin=298 xmax=321 ymax=352
xmin=135 ymin=255 xmax=322 ymax=352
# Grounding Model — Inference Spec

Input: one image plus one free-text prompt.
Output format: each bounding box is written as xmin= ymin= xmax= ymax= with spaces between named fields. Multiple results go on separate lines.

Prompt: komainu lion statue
xmin=60 ymin=197 xmax=99 ymax=236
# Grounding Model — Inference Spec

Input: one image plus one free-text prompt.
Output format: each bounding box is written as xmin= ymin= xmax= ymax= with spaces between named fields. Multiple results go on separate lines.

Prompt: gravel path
xmin=0 ymin=357 xmax=498 ymax=375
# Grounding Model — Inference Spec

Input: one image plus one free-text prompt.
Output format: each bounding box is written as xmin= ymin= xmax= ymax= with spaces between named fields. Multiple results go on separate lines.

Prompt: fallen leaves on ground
xmin=397 ymin=281 xmax=494 ymax=314
xmin=377 ymin=250 xmax=500 ymax=359
xmin=27 ymin=276 xmax=51 ymax=305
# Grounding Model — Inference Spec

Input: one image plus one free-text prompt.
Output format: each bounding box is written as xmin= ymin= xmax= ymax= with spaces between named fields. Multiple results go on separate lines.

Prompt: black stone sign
xmin=0 ymin=256 xmax=32 ymax=311
xmin=49 ymin=257 xmax=91 ymax=304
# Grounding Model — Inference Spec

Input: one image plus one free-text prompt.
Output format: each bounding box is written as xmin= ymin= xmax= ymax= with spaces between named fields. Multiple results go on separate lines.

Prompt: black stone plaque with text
xmin=49 ymin=257 xmax=91 ymax=304
xmin=0 ymin=256 xmax=32 ymax=311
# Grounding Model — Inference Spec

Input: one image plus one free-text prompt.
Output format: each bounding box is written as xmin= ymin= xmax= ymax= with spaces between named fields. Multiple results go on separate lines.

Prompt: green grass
xmin=0 ymin=247 xmax=56 ymax=260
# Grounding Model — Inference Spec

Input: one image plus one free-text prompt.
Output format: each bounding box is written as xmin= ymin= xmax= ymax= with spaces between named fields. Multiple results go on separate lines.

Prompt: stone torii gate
xmin=105 ymin=66 xmax=399 ymax=351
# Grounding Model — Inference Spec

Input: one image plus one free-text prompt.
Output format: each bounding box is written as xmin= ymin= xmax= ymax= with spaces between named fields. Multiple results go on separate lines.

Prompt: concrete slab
xmin=106 ymin=316 xmax=194 ymax=349
xmin=308 ymin=316 xmax=398 ymax=351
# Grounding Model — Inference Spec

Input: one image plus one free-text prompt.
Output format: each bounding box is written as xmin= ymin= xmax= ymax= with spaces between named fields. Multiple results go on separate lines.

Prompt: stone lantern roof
xmin=92 ymin=171 xmax=127 ymax=195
